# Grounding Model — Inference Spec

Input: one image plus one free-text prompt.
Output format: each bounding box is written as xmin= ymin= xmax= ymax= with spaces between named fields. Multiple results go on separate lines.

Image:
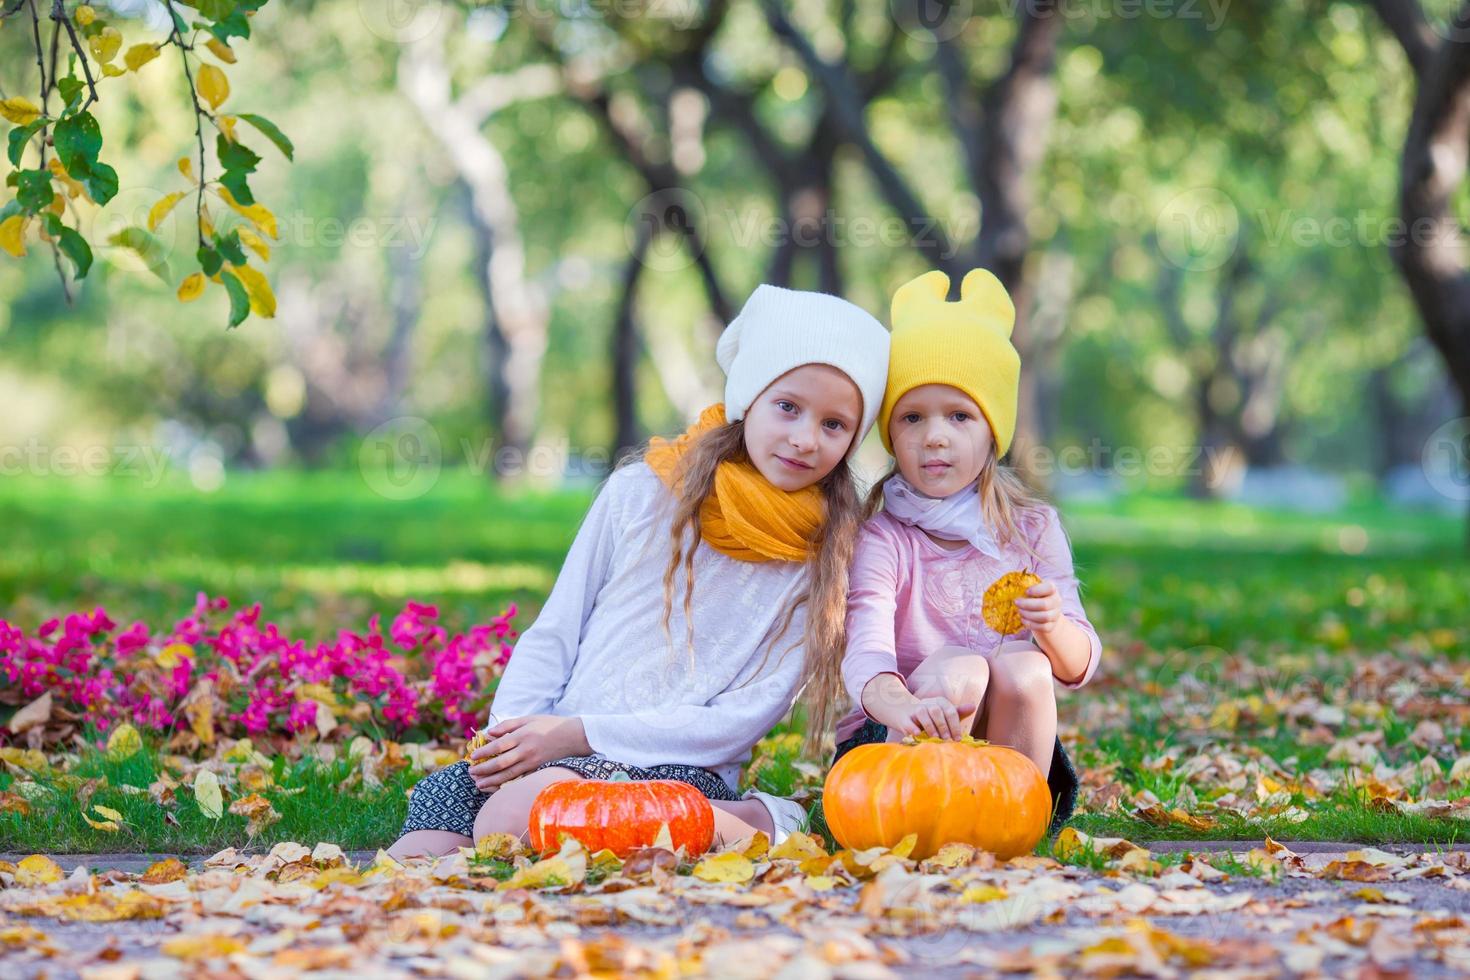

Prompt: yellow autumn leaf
xmin=177 ymin=271 xmax=207 ymax=303
xmin=147 ymin=192 xmax=187 ymax=233
xmin=0 ymin=97 xmax=41 ymax=126
xmin=228 ymin=792 xmax=282 ymax=836
xmin=229 ymin=263 xmax=276 ymax=318
xmin=162 ymin=934 xmax=246 ymax=960
xmin=691 ymin=851 xmax=755 ymax=884
xmin=186 ymin=693 xmax=214 ymax=744
xmin=205 ymin=38 xmax=237 ymax=64
xmin=804 ymin=875 xmax=839 ymax=891
xmin=961 ymin=884 xmax=1009 ymax=903
xmin=124 ymin=43 xmax=160 ymax=72
xmin=0 ymin=747 xmax=48 ymax=772
xmin=497 ymin=838 xmax=587 ymax=891
xmin=154 ymin=642 xmax=193 ymax=668
xmin=178 ymin=156 xmax=195 ymax=181
xmin=193 ymin=770 xmax=223 ymax=819
xmin=236 ymin=226 xmax=270 ymax=261
xmin=216 ymin=186 xmax=278 ymax=239
xmin=0 ymin=214 xmax=29 ymax=257
xmin=770 ymin=830 xmax=828 ymax=863
xmin=216 ymin=114 xmax=238 ymax=143
xmin=196 ymin=64 xmax=230 ymax=110
xmin=106 ymin=723 xmax=143 ymax=760
xmin=75 ymin=5 xmax=97 ymax=26
xmin=141 ymin=858 xmax=188 ymax=884
xmin=16 ymin=854 xmax=64 ymax=886
xmin=82 ymin=805 xmax=124 ymax=832
xmin=100 ymin=63 xmax=126 ymax=78
xmin=89 ymin=26 xmax=122 ymax=64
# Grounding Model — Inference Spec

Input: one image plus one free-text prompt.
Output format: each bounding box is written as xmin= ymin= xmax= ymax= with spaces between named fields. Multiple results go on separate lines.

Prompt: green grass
xmin=0 ymin=739 xmax=421 ymax=853
xmin=2 ymin=470 xmax=1468 ymax=852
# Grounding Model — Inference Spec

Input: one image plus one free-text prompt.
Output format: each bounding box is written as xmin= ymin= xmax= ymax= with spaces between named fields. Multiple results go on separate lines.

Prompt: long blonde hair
xmin=628 ymin=417 xmax=865 ymax=758
xmin=866 ymin=443 xmax=1050 ymax=568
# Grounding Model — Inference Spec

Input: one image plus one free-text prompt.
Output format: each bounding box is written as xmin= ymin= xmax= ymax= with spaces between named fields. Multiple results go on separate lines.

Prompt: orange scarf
xmin=645 ymin=404 xmax=825 ymax=563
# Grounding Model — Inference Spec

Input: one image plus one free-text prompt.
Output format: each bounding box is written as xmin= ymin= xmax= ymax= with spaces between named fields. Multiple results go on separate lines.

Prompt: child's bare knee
xmin=990 ymin=648 xmax=1054 ymax=701
xmin=912 ymin=653 xmax=989 ymax=705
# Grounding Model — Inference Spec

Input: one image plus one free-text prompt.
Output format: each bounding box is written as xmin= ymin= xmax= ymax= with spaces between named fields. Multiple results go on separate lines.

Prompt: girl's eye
xmin=952 ymin=412 xmax=970 ymax=422
xmin=777 ymin=400 xmax=796 ymax=413
xmin=823 ymin=419 xmax=846 ymax=431
xmin=902 ymin=413 xmax=920 ymax=423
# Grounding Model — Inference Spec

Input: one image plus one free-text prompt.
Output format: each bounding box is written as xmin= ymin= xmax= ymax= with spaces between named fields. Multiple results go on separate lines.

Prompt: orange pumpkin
xmin=823 ymin=736 xmax=1051 ymax=860
xmin=527 ymin=776 xmax=715 ymax=858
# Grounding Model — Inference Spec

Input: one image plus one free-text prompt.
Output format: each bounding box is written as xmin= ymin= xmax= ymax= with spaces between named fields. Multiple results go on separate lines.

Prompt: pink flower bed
xmin=0 ymin=594 xmax=517 ymax=746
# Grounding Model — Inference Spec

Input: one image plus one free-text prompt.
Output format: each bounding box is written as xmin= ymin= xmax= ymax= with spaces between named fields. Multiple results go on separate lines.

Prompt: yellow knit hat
xmin=878 ymin=268 xmax=1020 ymax=458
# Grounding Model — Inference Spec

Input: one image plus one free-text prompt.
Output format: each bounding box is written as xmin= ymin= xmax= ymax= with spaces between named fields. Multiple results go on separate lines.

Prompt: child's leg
xmin=472 ymin=766 xmax=582 ymax=843
xmin=710 ymin=799 xmax=775 ymax=847
xmin=388 ymin=830 xmax=472 ymax=861
xmin=981 ymin=640 xmax=1057 ymax=776
xmin=887 ymin=644 xmax=991 ymax=741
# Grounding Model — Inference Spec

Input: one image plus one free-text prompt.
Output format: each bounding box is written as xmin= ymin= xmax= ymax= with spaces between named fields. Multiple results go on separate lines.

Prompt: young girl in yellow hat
xmin=836 ymin=268 xmax=1102 ymax=829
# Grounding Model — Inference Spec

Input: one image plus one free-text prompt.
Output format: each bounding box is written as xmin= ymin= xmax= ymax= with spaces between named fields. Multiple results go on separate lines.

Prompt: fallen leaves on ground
xmin=2 ymin=836 xmax=1470 ymax=974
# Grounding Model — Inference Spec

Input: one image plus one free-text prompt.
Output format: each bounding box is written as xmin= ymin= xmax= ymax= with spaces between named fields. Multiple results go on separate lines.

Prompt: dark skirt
xmin=399 ymin=754 xmax=741 ymax=838
xmin=831 ymin=720 xmax=1078 ymax=836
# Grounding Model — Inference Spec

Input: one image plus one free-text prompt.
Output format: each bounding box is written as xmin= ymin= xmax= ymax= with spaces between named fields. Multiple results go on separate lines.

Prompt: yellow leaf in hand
xmin=0 ymin=97 xmax=41 ymax=126
xmin=196 ymin=64 xmax=230 ymax=110
xmin=193 ymin=770 xmax=223 ymax=819
xmin=16 ymin=854 xmax=64 ymax=886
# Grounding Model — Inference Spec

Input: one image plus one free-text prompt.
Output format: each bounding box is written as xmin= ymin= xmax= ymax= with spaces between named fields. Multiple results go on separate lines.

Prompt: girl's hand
xmin=1015 ymin=579 xmax=1063 ymax=636
xmin=906 ymin=696 xmax=977 ymax=741
xmin=468 ymin=715 xmax=591 ymax=792
xmin=888 ymin=696 xmax=977 ymax=741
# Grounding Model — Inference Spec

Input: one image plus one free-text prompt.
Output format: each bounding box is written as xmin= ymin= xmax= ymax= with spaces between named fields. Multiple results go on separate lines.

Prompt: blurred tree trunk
xmin=1156 ymin=238 xmax=1310 ymax=497
xmin=612 ymin=219 xmax=653 ymax=459
xmin=1365 ymin=0 xmax=1470 ymax=540
xmin=399 ymin=24 xmax=559 ymax=471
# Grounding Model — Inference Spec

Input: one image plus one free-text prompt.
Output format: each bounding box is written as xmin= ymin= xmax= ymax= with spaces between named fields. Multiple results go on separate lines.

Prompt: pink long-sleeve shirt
xmin=837 ymin=504 xmax=1102 ymax=743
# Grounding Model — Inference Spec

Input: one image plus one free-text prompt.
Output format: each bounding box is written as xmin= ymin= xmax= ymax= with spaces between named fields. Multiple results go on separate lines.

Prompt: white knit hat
xmin=716 ymin=284 xmax=890 ymax=452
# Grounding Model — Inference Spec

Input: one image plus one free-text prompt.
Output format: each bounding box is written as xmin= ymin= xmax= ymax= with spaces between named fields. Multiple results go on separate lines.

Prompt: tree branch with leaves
xmin=0 ymin=0 xmax=291 ymax=328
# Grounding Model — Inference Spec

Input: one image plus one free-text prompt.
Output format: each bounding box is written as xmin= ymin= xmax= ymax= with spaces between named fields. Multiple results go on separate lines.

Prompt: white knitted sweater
xmin=489 ymin=462 xmax=810 ymax=790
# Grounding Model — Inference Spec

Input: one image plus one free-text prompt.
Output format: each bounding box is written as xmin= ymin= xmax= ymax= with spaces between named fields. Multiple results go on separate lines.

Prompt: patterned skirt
xmin=399 ymin=753 xmax=741 ymax=838
xmin=832 ymin=720 xmax=1079 ymax=835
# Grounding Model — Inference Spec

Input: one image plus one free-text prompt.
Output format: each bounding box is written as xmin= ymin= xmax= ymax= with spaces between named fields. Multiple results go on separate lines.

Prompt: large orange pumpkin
xmin=823 ymin=736 xmax=1051 ymax=860
xmin=527 ymin=776 xmax=715 ymax=858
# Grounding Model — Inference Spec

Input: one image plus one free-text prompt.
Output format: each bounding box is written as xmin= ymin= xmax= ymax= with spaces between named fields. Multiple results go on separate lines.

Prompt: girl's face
xmin=743 ymin=364 xmax=863 ymax=492
xmin=889 ymin=384 xmax=993 ymax=498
